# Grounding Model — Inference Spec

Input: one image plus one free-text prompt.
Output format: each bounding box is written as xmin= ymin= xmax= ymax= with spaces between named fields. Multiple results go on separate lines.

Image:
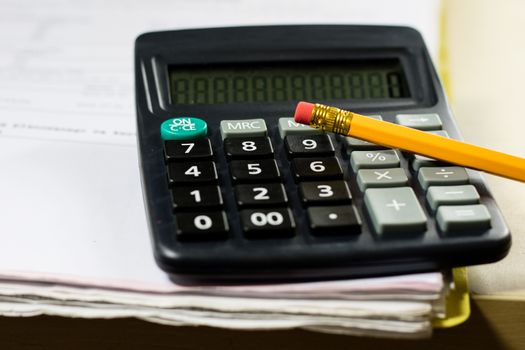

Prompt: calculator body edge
xmin=135 ymin=25 xmax=511 ymax=282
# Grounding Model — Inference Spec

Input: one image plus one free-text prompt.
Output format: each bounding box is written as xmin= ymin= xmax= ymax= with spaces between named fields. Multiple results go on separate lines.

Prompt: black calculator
xmin=135 ymin=25 xmax=511 ymax=282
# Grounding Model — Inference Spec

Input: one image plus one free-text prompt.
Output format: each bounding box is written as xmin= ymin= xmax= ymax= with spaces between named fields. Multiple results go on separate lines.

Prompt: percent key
xmin=350 ymin=150 xmax=400 ymax=171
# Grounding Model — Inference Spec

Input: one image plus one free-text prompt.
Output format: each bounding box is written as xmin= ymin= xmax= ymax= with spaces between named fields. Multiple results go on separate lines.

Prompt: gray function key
xmin=278 ymin=117 xmax=322 ymax=138
xmin=436 ymin=204 xmax=491 ymax=233
xmin=344 ymin=137 xmax=386 ymax=150
xmin=220 ymin=119 xmax=267 ymax=140
xmin=350 ymin=150 xmax=400 ymax=171
xmin=410 ymin=131 xmax=450 ymax=171
xmin=412 ymin=154 xmax=449 ymax=172
xmin=364 ymin=187 xmax=427 ymax=235
xmin=357 ymin=168 xmax=408 ymax=192
xmin=395 ymin=113 xmax=443 ymax=130
xmin=427 ymin=130 xmax=450 ymax=138
xmin=426 ymin=185 xmax=480 ymax=211
xmin=418 ymin=167 xmax=469 ymax=190
xmin=344 ymin=115 xmax=384 ymax=150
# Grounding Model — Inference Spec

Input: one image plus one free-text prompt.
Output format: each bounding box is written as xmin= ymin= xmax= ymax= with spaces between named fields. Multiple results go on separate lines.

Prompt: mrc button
xmin=220 ymin=119 xmax=267 ymax=139
xmin=160 ymin=117 xmax=207 ymax=140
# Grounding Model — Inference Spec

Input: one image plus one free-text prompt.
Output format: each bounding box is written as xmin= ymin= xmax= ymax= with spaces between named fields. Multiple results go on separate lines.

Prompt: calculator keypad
xmin=161 ymin=113 xmax=493 ymax=247
xmin=392 ymin=115 xmax=492 ymax=235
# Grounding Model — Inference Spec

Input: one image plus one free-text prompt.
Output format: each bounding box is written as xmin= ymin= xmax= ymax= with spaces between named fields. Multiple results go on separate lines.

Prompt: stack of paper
xmin=0 ymin=273 xmax=446 ymax=338
xmin=0 ymin=0 xmax=445 ymax=338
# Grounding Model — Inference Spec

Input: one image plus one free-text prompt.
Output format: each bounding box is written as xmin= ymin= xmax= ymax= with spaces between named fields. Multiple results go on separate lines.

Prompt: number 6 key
xmin=291 ymin=157 xmax=344 ymax=181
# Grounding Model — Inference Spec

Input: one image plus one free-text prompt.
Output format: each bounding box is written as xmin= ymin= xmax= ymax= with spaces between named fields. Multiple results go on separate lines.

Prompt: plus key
xmin=364 ymin=187 xmax=427 ymax=235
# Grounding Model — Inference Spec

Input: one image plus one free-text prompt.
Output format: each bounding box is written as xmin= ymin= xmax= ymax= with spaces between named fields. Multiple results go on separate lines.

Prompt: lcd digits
xmin=169 ymin=60 xmax=409 ymax=105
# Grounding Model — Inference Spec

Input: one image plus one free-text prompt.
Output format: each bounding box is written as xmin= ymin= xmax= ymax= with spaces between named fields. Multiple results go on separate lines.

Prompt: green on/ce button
xmin=160 ymin=117 xmax=207 ymax=140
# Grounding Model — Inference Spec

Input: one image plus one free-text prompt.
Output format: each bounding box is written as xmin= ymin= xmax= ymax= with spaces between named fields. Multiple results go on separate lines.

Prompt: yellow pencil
xmin=293 ymin=102 xmax=525 ymax=183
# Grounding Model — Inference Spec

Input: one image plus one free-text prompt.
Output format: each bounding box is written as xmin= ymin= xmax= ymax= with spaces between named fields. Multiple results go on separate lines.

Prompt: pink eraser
xmin=293 ymin=101 xmax=315 ymax=125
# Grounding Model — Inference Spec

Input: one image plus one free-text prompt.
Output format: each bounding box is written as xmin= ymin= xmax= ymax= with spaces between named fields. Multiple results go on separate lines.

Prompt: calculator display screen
xmin=169 ymin=60 xmax=410 ymax=105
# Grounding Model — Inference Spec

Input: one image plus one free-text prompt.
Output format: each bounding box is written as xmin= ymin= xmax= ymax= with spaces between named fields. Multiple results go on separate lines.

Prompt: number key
xmin=167 ymin=161 xmax=218 ymax=184
xmin=299 ymin=181 xmax=352 ymax=205
xmin=171 ymin=185 xmax=223 ymax=210
xmin=224 ymin=137 xmax=274 ymax=159
xmin=234 ymin=183 xmax=288 ymax=207
xmin=175 ymin=211 xmax=229 ymax=241
xmin=291 ymin=157 xmax=343 ymax=181
xmin=241 ymin=208 xmax=295 ymax=238
xmin=164 ymin=138 xmax=212 ymax=162
xmin=285 ymin=134 xmax=335 ymax=157
xmin=230 ymin=159 xmax=281 ymax=182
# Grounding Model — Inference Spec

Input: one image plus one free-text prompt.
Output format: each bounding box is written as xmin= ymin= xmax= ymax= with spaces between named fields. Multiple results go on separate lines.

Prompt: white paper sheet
xmin=0 ymin=0 xmax=442 ymax=293
xmin=0 ymin=0 xmax=440 ymax=145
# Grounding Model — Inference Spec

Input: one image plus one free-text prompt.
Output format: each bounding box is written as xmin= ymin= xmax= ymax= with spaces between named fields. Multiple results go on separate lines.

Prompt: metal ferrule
xmin=309 ymin=103 xmax=353 ymax=135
